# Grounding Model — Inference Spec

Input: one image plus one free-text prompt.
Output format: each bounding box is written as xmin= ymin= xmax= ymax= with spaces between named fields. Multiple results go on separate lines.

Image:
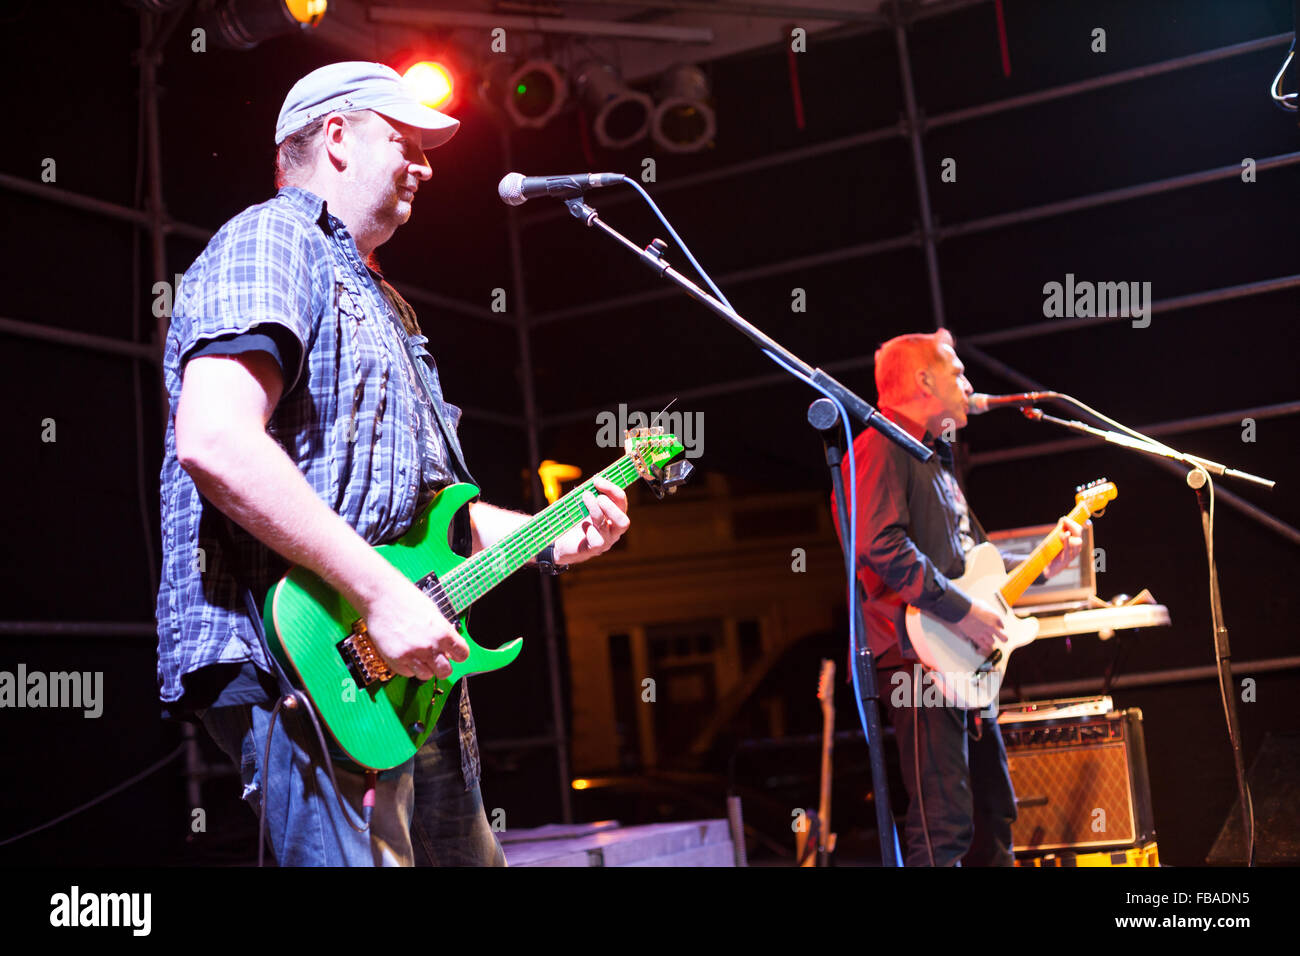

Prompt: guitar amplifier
xmin=999 ymin=699 xmax=1156 ymax=854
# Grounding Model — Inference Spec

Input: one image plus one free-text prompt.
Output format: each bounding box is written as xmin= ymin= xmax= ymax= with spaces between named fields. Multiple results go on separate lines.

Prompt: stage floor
xmin=500 ymin=819 xmax=737 ymax=867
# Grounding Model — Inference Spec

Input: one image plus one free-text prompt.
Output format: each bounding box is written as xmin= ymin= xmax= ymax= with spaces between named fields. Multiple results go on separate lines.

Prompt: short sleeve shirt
xmin=155 ymin=187 xmax=467 ymax=711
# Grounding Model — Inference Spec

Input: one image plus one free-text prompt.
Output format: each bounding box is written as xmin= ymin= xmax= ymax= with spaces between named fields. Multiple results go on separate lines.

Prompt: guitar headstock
xmin=625 ymin=428 xmax=693 ymax=499
xmin=1075 ymin=478 xmax=1118 ymax=516
xmin=817 ymin=659 xmax=835 ymax=717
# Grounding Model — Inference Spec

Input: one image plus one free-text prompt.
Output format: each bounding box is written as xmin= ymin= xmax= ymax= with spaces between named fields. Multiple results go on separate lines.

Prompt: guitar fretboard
xmin=439 ymin=456 xmax=641 ymax=612
xmin=1000 ymin=501 xmax=1094 ymax=605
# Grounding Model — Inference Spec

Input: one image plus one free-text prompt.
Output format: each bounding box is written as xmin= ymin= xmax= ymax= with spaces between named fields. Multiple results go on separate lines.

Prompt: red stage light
xmin=403 ymin=60 xmax=455 ymax=111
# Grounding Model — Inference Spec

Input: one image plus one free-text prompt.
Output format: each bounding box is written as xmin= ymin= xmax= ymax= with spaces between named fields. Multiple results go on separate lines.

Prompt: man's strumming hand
xmin=955 ymin=598 xmax=1008 ymax=657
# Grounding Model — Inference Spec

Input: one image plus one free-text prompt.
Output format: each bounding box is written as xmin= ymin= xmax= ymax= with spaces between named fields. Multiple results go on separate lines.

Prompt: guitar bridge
xmin=338 ymin=620 xmax=394 ymax=688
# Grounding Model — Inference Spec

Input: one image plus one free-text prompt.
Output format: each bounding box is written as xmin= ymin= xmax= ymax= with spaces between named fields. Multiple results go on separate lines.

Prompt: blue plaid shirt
xmin=156 ymin=187 xmax=480 ymax=779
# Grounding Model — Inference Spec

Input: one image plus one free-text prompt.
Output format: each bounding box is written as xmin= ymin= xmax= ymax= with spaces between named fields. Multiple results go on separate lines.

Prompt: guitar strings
xmin=438 ymin=456 xmax=642 ymax=610
xmin=359 ymin=454 xmax=648 ymax=683
xmin=444 ymin=459 xmax=634 ymax=605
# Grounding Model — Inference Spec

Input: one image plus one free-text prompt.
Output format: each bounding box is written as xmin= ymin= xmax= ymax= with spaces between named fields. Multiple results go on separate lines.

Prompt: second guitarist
xmin=833 ymin=328 xmax=1083 ymax=866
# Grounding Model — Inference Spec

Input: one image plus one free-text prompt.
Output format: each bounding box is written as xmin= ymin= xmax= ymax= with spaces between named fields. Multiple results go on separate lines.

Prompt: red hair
xmin=874 ymin=328 xmax=955 ymax=403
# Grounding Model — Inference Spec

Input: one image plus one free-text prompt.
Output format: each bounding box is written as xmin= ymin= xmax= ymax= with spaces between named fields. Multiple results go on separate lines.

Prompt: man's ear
xmin=322 ymin=113 xmax=349 ymax=170
xmin=915 ymin=365 xmax=934 ymax=398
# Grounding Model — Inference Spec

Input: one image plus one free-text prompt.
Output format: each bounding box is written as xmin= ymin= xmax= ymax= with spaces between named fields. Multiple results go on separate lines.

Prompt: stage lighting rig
xmin=196 ymin=0 xmax=327 ymax=51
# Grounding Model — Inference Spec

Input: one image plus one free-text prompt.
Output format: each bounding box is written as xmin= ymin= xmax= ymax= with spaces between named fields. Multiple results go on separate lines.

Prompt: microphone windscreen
xmin=497 ymin=173 xmax=526 ymax=206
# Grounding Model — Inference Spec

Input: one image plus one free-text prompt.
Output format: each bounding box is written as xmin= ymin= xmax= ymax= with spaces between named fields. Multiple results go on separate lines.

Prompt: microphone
xmin=968 ymin=391 xmax=1058 ymax=415
xmin=497 ymin=172 xmax=624 ymax=206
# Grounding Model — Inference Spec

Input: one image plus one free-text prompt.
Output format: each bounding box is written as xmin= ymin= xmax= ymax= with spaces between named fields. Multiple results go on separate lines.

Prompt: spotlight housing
xmin=652 ymin=63 xmax=715 ymax=154
xmin=504 ymin=59 xmax=567 ymax=129
xmin=198 ymin=0 xmax=327 ymax=51
xmin=576 ymin=61 xmax=653 ymax=150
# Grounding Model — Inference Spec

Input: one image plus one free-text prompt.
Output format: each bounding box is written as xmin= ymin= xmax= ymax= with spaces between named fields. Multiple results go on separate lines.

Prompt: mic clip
xmin=564 ymin=197 xmax=596 ymax=223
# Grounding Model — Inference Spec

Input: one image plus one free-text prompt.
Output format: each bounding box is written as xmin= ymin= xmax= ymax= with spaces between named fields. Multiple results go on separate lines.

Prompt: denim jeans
xmin=201 ymin=697 xmax=505 ymax=867
xmin=201 ymin=700 xmax=415 ymax=866
xmin=883 ymin=666 xmax=1018 ymax=867
xmin=411 ymin=718 xmax=506 ymax=867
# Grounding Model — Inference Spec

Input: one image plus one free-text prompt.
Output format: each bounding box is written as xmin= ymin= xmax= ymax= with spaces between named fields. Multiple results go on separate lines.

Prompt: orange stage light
xmin=538 ymin=460 xmax=582 ymax=505
xmin=284 ymin=0 xmax=327 ymax=25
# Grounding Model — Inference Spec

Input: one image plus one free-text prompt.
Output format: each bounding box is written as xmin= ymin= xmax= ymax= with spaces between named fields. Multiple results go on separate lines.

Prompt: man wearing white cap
xmin=156 ymin=62 xmax=630 ymax=866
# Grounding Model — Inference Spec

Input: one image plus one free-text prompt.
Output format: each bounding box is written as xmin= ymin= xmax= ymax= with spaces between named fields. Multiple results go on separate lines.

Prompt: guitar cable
xmin=619 ymin=177 xmax=907 ymax=865
xmin=256 ymin=689 xmax=374 ymax=868
xmin=218 ymin=517 xmax=375 ymax=866
xmin=914 ymin=703 xmax=936 ymax=867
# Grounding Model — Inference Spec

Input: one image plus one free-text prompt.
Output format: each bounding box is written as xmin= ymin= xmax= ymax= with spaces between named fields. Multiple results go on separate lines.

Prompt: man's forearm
xmin=180 ymin=428 xmax=409 ymax=614
xmin=865 ymin=529 xmax=972 ymax=623
xmin=467 ymin=500 xmax=530 ymax=555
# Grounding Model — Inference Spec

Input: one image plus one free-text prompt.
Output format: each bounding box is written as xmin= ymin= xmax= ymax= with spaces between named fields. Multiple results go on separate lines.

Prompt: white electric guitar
xmin=904 ymin=480 xmax=1118 ymax=709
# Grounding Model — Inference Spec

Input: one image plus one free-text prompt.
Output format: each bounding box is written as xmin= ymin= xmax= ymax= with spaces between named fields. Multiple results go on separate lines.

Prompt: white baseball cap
xmin=275 ymin=61 xmax=460 ymax=149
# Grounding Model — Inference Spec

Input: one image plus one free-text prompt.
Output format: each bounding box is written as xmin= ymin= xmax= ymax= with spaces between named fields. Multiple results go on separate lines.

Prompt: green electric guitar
xmin=263 ymin=429 xmax=692 ymax=770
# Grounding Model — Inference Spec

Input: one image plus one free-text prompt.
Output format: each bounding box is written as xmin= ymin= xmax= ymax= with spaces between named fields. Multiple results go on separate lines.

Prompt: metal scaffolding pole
xmin=531 ymin=233 xmax=918 ymax=327
xmin=133 ymin=10 xmax=205 ymax=821
xmin=1011 ymin=656 xmax=1300 ymax=703
xmin=969 ymin=401 xmax=1300 ymax=467
xmin=519 ymin=30 xmax=1292 ymax=229
xmin=968 ymin=272 xmax=1300 ymax=347
xmin=571 ymin=0 xmax=891 ymax=22
xmin=893 ymin=1 xmax=945 ymax=328
xmin=938 ymin=151 xmax=1300 ymax=242
xmin=529 ymin=146 xmax=1300 ymax=328
xmin=927 ymin=32 xmax=1293 ymax=131
xmin=537 ymin=266 xmax=1300 ymax=427
xmin=498 ymin=126 xmax=575 ymax=824
xmin=0 ymin=316 xmax=158 ymax=362
xmin=0 ymin=622 xmax=159 ymax=638
xmin=962 ymin=343 xmax=1300 ymax=548
xmin=0 ymin=182 xmax=501 ymax=329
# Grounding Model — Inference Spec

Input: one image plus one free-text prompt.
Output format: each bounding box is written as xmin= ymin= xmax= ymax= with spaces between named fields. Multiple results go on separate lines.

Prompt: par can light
xmin=652 ymin=63 xmax=715 ymax=154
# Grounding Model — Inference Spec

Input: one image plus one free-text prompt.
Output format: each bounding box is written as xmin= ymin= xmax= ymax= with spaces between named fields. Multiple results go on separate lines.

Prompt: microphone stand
xmin=563 ymin=196 xmax=926 ymax=866
xmin=1023 ymin=406 xmax=1274 ymax=866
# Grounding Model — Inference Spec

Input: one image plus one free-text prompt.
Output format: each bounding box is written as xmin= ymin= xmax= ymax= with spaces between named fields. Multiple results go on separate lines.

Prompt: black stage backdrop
xmin=1 ymin=0 xmax=1297 ymax=868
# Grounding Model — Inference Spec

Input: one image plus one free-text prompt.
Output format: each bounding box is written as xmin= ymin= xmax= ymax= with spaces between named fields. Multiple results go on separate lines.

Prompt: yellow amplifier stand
xmin=1016 ymin=843 xmax=1160 ymax=868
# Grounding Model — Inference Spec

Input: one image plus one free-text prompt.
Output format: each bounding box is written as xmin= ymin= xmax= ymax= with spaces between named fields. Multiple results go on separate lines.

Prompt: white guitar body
xmin=903 ymin=542 xmax=1040 ymax=709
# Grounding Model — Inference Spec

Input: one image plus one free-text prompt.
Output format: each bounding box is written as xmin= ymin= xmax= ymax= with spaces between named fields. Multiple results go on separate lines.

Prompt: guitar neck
xmin=1000 ymin=501 xmax=1093 ymax=606
xmin=439 ymin=456 xmax=641 ymax=613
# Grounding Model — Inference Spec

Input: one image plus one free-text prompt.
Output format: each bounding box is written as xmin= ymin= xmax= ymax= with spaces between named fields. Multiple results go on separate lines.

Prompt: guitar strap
xmin=376 ymin=277 xmax=476 ymax=558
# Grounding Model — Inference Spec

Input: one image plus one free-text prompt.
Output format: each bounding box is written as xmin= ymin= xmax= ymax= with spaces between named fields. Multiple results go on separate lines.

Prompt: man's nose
xmin=411 ymin=154 xmax=432 ymax=180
